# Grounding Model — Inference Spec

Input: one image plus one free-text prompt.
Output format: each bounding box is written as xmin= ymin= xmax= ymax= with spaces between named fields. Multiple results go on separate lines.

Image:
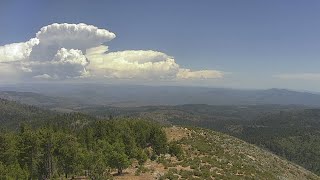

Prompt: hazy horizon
xmin=0 ymin=82 xmax=319 ymax=94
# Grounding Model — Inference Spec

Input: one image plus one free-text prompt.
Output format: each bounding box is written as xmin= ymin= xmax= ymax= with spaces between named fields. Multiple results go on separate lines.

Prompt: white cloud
xmin=0 ymin=38 xmax=39 ymax=62
xmin=33 ymin=73 xmax=57 ymax=80
xmin=53 ymin=48 xmax=88 ymax=67
xmin=274 ymin=73 xmax=320 ymax=80
xmin=0 ymin=23 xmax=224 ymax=82
xmin=87 ymin=48 xmax=179 ymax=79
xmin=87 ymin=47 xmax=223 ymax=80
xmin=86 ymin=45 xmax=109 ymax=56
xmin=0 ymin=23 xmax=115 ymax=80
xmin=177 ymin=69 xmax=223 ymax=79
xmin=22 ymin=48 xmax=89 ymax=79
xmin=30 ymin=23 xmax=115 ymax=61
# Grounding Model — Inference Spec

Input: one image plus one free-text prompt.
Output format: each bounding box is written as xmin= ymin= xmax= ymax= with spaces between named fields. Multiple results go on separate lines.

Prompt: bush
xmin=160 ymin=171 xmax=179 ymax=180
xmin=136 ymin=150 xmax=148 ymax=165
xmin=150 ymin=153 xmax=157 ymax=161
xmin=179 ymin=170 xmax=193 ymax=179
xmin=168 ymin=143 xmax=184 ymax=158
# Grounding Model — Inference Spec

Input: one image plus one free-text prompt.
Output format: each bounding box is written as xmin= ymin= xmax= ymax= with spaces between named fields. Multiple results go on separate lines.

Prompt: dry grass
xmin=164 ymin=126 xmax=190 ymax=142
xmin=115 ymin=126 xmax=320 ymax=180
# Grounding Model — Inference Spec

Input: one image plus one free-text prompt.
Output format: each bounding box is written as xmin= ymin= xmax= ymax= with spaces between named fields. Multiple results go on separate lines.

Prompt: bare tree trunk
xmin=118 ymin=168 xmax=122 ymax=175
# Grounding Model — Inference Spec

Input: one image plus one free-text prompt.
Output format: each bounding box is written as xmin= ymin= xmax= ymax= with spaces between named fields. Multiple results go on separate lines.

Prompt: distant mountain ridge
xmin=1 ymin=84 xmax=320 ymax=107
xmin=0 ymin=90 xmax=85 ymax=111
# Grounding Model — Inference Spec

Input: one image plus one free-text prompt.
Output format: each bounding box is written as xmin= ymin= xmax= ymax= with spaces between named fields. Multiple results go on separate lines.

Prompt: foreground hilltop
xmin=0 ymin=99 xmax=318 ymax=179
xmin=116 ymin=126 xmax=319 ymax=180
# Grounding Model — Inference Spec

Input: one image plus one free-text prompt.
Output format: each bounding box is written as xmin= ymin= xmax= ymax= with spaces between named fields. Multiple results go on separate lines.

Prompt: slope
xmin=115 ymin=126 xmax=319 ymax=180
xmin=0 ymin=98 xmax=55 ymax=129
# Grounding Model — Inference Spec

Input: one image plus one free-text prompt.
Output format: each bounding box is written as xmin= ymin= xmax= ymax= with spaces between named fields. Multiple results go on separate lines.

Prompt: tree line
xmin=0 ymin=118 xmax=177 ymax=179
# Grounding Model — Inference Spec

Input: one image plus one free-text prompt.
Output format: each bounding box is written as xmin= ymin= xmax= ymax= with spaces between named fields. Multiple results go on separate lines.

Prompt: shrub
xmin=168 ymin=143 xmax=184 ymax=158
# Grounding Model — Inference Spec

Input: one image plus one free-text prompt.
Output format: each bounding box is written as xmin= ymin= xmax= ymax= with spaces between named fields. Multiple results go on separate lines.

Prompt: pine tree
xmin=108 ymin=141 xmax=130 ymax=175
xmin=150 ymin=127 xmax=167 ymax=155
xmin=18 ymin=124 xmax=39 ymax=179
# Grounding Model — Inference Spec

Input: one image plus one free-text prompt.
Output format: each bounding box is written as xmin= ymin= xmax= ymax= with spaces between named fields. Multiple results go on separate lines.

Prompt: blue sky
xmin=1 ymin=0 xmax=320 ymax=91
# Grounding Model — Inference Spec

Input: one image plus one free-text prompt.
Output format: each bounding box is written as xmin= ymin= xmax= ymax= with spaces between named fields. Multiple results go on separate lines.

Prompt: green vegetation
xmin=168 ymin=142 xmax=183 ymax=159
xmin=0 ymin=98 xmax=319 ymax=179
xmin=239 ymin=109 xmax=320 ymax=175
xmin=0 ymin=98 xmax=55 ymax=129
xmin=82 ymin=104 xmax=320 ymax=176
xmin=159 ymin=127 xmax=319 ymax=180
xmin=0 ymin=117 xmax=168 ymax=179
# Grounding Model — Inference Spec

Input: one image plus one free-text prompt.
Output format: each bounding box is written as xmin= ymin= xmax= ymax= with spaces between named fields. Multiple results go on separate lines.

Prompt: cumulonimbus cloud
xmin=0 ymin=23 xmax=224 ymax=81
xmin=30 ymin=23 xmax=116 ymax=62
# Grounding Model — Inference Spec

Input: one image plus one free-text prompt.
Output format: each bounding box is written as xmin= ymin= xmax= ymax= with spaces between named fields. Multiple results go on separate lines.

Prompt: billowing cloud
xmin=0 ymin=23 xmax=114 ymax=79
xmin=87 ymin=46 xmax=223 ymax=80
xmin=30 ymin=23 xmax=115 ymax=61
xmin=87 ymin=48 xmax=179 ymax=79
xmin=0 ymin=23 xmax=223 ymax=82
xmin=22 ymin=48 xmax=89 ymax=79
xmin=0 ymin=38 xmax=39 ymax=62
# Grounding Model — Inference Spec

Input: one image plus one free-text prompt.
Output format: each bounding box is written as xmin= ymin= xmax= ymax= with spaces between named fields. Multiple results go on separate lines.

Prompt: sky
xmin=0 ymin=0 xmax=320 ymax=91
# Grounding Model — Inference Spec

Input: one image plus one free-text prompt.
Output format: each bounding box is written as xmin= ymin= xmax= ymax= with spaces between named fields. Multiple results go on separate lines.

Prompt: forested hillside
xmin=1 ymin=99 xmax=319 ymax=179
xmin=160 ymin=127 xmax=319 ymax=180
xmin=81 ymin=104 xmax=320 ymax=176
xmin=0 ymin=98 xmax=55 ymax=129
xmin=0 ymin=119 xmax=170 ymax=179
xmin=238 ymin=109 xmax=320 ymax=175
xmin=167 ymin=108 xmax=320 ymax=175
xmin=1 ymin=120 xmax=318 ymax=180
